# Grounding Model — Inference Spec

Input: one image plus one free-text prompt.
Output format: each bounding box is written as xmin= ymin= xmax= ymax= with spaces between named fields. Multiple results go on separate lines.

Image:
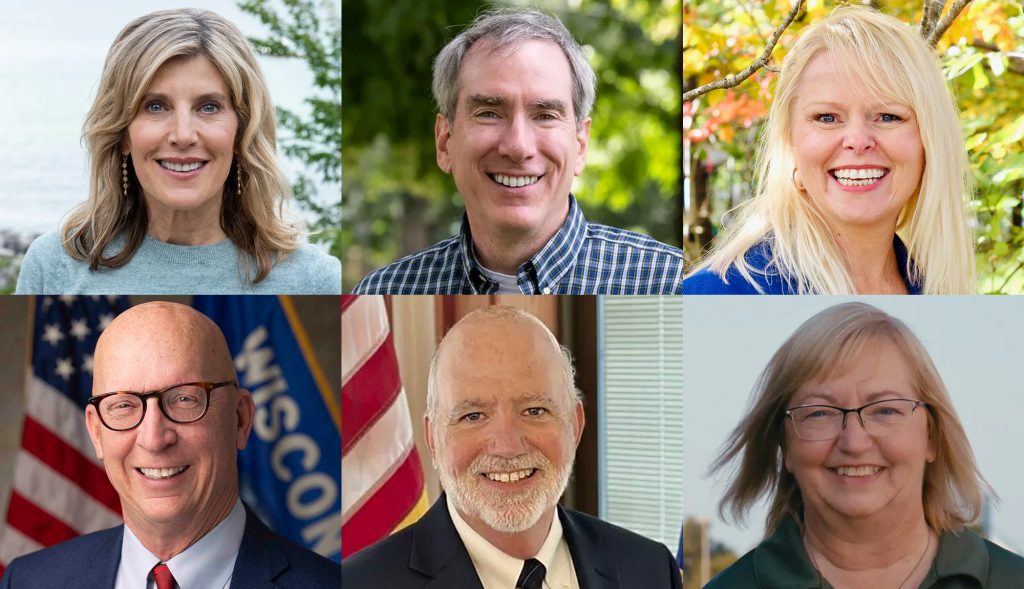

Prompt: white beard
xmin=439 ymin=450 xmax=574 ymax=533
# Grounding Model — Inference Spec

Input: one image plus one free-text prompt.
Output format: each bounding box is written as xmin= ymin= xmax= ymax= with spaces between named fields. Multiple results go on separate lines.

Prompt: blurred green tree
xmin=342 ymin=0 xmax=680 ymax=290
xmin=239 ymin=0 xmax=342 ymax=257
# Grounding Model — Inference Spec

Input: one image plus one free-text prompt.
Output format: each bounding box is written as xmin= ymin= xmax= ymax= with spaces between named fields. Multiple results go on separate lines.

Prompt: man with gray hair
xmin=342 ymin=306 xmax=682 ymax=588
xmin=353 ymin=9 xmax=684 ymax=295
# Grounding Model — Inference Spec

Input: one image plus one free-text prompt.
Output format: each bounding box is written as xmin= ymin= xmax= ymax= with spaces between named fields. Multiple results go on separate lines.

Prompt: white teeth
xmin=492 ymin=174 xmax=539 ymax=188
xmin=484 ymin=468 xmax=534 ymax=483
xmin=833 ymin=168 xmax=885 ymax=186
xmin=835 ymin=465 xmax=882 ymax=477
xmin=159 ymin=161 xmax=204 ymax=172
xmin=139 ymin=466 xmax=187 ymax=479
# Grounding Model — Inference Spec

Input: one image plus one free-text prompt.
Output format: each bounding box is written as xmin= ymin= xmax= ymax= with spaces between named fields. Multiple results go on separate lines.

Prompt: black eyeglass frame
xmin=784 ymin=398 xmax=929 ymax=441
xmin=87 ymin=380 xmax=237 ymax=431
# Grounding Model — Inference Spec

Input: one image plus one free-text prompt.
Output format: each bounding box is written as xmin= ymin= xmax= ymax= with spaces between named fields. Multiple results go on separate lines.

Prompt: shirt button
xmin=542 ymin=287 xmax=551 ymax=294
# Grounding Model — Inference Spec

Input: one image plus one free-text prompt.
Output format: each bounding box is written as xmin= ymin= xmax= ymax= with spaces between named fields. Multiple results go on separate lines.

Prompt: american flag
xmin=0 ymin=296 xmax=129 ymax=576
xmin=341 ymin=295 xmax=428 ymax=558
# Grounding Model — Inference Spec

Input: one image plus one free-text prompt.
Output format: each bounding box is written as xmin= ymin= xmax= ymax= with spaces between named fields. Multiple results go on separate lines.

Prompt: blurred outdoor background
xmin=342 ymin=0 xmax=682 ymax=291
xmin=682 ymin=295 xmax=1024 ymax=588
xmin=683 ymin=0 xmax=1024 ymax=293
xmin=0 ymin=0 xmax=341 ymax=292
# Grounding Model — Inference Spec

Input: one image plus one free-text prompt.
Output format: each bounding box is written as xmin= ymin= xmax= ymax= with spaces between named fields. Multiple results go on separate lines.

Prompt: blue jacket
xmin=0 ymin=506 xmax=339 ymax=588
xmin=683 ymin=236 xmax=921 ymax=294
xmin=342 ymin=494 xmax=682 ymax=589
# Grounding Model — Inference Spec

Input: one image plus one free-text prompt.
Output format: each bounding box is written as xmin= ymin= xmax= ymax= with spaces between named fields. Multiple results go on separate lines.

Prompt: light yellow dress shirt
xmin=447 ymin=496 xmax=580 ymax=589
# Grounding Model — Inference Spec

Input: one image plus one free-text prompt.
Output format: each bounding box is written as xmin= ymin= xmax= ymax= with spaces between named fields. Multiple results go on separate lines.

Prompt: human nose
xmin=485 ymin=412 xmax=529 ymax=457
xmin=169 ymin=110 xmax=198 ymax=147
xmin=835 ymin=409 xmax=874 ymax=451
xmin=842 ymin=118 xmax=875 ymax=154
xmin=134 ymin=397 xmax=176 ymax=451
xmin=497 ymin=114 xmax=536 ymax=162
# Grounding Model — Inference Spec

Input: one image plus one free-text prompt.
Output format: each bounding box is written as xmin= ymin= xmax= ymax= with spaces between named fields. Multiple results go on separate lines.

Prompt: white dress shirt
xmin=114 ymin=498 xmax=246 ymax=589
xmin=448 ymin=496 xmax=579 ymax=589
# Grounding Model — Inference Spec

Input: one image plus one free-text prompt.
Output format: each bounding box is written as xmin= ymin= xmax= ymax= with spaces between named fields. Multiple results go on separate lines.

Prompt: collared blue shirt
xmin=352 ymin=195 xmax=684 ymax=294
xmin=683 ymin=236 xmax=922 ymax=294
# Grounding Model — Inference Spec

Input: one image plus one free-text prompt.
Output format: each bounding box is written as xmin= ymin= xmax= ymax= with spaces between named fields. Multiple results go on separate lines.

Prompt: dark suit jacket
xmin=0 ymin=506 xmax=339 ymax=588
xmin=342 ymin=496 xmax=682 ymax=589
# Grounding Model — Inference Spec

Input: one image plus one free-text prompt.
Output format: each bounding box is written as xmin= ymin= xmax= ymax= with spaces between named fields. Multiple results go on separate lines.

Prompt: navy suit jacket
xmin=0 ymin=506 xmax=339 ymax=588
xmin=342 ymin=496 xmax=682 ymax=589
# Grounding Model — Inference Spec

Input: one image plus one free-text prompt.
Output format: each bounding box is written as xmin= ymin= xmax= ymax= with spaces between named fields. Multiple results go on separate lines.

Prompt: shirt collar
xmin=459 ymin=195 xmax=588 ymax=294
xmin=447 ymin=495 xmax=565 ymax=587
xmin=753 ymin=516 xmax=990 ymax=588
xmin=119 ymin=498 xmax=246 ymax=589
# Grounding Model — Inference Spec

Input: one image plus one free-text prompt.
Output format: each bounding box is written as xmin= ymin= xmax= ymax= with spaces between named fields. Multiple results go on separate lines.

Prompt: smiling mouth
xmin=137 ymin=465 xmax=189 ymax=480
xmin=159 ymin=160 xmax=207 ymax=173
xmin=489 ymin=174 xmax=541 ymax=188
xmin=831 ymin=465 xmax=883 ymax=477
xmin=830 ymin=168 xmax=888 ymax=187
xmin=481 ymin=468 xmax=537 ymax=483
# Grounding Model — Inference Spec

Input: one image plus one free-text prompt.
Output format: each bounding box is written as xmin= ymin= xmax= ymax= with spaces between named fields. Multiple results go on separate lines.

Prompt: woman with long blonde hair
xmin=16 ymin=8 xmax=340 ymax=294
xmin=685 ymin=7 xmax=974 ymax=295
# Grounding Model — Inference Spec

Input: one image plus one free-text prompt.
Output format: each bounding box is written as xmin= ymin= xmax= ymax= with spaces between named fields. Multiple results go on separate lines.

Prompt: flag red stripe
xmin=5 ymin=492 xmax=78 ymax=548
xmin=341 ymin=334 xmax=402 ymax=454
xmin=341 ymin=449 xmax=425 ymax=559
xmin=21 ymin=417 xmax=122 ymax=515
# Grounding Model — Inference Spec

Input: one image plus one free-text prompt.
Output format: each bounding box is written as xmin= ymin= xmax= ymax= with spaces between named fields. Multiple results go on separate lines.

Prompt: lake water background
xmin=0 ymin=0 xmax=338 ymax=237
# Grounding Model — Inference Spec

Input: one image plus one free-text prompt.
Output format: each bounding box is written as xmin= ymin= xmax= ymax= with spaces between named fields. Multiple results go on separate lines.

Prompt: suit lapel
xmin=229 ymin=507 xmax=289 ymax=589
xmin=560 ymin=508 xmax=618 ymax=589
xmin=90 ymin=526 xmax=123 ymax=589
xmin=411 ymin=496 xmax=485 ymax=589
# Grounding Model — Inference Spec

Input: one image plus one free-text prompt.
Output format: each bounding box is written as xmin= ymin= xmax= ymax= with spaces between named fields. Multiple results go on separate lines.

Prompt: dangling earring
xmin=236 ymin=161 xmax=243 ymax=198
xmin=122 ymin=154 xmax=129 ymax=197
xmin=792 ymin=168 xmax=806 ymax=192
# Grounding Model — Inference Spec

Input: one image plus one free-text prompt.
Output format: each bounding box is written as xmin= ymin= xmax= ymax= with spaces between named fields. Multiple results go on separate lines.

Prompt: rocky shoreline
xmin=0 ymin=230 xmax=37 ymax=291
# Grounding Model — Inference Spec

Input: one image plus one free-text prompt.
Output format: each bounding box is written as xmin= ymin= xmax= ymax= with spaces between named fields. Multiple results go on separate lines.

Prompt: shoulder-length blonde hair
xmin=690 ymin=6 xmax=975 ymax=294
xmin=711 ymin=302 xmax=985 ymax=536
xmin=63 ymin=8 xmax=299 ymax=283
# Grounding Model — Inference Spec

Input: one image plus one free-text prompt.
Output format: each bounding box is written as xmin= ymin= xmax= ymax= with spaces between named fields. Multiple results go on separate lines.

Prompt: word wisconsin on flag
xmin=194 ymin=295 xmax=341 ymax=563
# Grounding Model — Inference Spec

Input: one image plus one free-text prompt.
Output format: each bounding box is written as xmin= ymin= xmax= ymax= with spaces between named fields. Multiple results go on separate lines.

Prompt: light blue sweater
xmin=15 ymin=230 xmax=341 ymax=294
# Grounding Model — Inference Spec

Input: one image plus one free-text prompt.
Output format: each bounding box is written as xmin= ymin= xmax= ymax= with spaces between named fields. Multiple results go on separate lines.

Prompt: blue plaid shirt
xmin=352 ymin=195 xmax=684 ymax=294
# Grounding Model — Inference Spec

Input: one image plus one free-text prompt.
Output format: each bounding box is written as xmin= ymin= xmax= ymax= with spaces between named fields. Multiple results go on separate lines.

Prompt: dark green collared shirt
xmin=704 ymin=516 xmax=1024 ymax=588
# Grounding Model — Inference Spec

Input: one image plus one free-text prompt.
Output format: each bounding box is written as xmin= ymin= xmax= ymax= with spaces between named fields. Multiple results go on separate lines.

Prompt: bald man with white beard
xmin=343 ymin=307 xmax=681 ymax=589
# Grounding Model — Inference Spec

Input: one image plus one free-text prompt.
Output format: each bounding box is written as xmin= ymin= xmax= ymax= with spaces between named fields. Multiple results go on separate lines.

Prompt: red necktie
xmin=151 ymin=563 xmax=175 ymax=589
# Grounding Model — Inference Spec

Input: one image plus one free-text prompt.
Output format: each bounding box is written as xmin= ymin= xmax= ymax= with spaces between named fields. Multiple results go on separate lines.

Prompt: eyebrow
xmin=466 ymin=94 xmax=505 ymax=109
xmin=141 ymin=92 xmax=230 ymax=104
xmin=447 ymin=393 xmax=557 ymax=416
xmin=794 ymin=389 xmax=911 ymax=406
xmin=801 ymin=100 xmax=911 ymax=112
xmin=530 ymin=99 xmax=568 ymax=115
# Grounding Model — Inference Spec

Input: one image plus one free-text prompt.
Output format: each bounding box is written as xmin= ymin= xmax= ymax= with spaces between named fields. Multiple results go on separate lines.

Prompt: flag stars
xmin=55 ymin=357 xmax=75 ymax=380
xmin=98 ymin=314 xmax=115 ymax=331
xmin=58 ymin=295 xmax=78 ymax=305
xmin=82 ymin=354 xmax=93 ymax=374
xmin=41 ymin=324 xmax=65 ymax=346
xmin=70 ymin=319 xmax=91 ymax=341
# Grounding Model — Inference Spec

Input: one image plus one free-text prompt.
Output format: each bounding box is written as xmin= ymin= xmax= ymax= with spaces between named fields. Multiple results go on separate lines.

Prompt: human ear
xmin=435 ymin=114 xmax=452 ymax=174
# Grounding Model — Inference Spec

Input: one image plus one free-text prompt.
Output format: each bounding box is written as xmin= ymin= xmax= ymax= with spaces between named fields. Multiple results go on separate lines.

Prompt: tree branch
xmin=972 ymin=40 xmax=1024 ymax=76
xmin=682 ymin=0 xmax=805 ymax=103
xmin=926 ymin=0 xmax=973 ymax=46
xmin=920 ymin=0 xmax=944 ymax=38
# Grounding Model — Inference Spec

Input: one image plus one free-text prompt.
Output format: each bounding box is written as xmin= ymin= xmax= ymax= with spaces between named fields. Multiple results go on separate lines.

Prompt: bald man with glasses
xmin=0 ymin=302 xmax=339 ymax=589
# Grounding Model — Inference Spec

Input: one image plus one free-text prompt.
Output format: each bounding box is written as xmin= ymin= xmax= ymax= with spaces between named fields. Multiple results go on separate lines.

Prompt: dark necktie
xmin=151 ymin=563 xmax=176 ymax=589
xmin=516 ymin=558 xmax=547 ymax=589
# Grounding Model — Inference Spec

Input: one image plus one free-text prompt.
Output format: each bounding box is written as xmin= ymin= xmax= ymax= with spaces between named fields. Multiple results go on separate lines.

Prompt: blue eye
xmin=461 ymin=412 xmax=483 ymax=423
xmin=200 ymin=103 xmax=220 ymax=114
xmin=880 ymin=113 xmax=902 ymax=123
xmin=815 ymin=113 xmax=838 ymax=124
xmin=145 ymin=103 xmax=165 ymax=113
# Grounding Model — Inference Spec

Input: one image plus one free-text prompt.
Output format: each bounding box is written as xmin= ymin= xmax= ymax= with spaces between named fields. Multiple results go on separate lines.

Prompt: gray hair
xmin=426 ymin=306 xmax=582 ymax=424
xmin=431 ymin=8 xmax=597 ymax=128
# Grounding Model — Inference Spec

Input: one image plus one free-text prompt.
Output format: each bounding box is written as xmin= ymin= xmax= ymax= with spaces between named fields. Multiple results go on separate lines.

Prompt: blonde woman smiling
xmin=16 ymin=9 xmax=340 ymax=294
xmin=685 ymin=7 xmax=974 ymax=295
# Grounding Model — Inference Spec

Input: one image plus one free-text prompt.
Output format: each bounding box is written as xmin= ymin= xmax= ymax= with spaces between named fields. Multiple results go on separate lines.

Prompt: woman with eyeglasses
xmin=703 ymin=302 xmax=1024 ymax=588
